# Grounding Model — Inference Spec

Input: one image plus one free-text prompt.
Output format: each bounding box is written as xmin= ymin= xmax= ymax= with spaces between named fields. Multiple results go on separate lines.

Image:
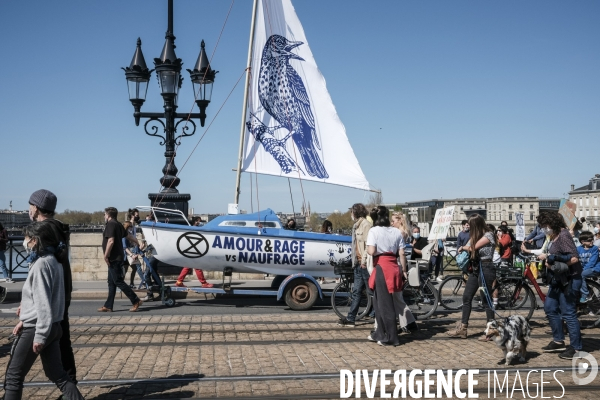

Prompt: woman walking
xmin=366 ymin=206 xmax=406 ymax=346
xmin=4 ymin=222 xmax=83 ymax=399
xmin=447 ymin=214 xmax=497 ymax=340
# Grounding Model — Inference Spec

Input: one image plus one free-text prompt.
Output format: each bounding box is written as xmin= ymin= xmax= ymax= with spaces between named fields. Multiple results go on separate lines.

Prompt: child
xmin=577 ymin=231 xmax=600 ymax=303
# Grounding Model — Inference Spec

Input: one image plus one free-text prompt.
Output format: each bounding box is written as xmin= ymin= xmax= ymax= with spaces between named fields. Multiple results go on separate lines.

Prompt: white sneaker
xmin=5 ymin=279 xmax=14 ymax=283
xmin=436 ymin=276 xmax=444 ymax=282
xmin=367 ymin=335 xmax=376 ymax=342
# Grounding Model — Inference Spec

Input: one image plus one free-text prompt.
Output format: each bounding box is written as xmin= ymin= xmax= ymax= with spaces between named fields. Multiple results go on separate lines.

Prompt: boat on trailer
xmin=139 ymin=207 xmax=352 ymax=309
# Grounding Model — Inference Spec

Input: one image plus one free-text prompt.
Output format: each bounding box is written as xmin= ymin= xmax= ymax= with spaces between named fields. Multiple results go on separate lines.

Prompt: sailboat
xmin=139 ymin=0 xmax=374 ymax=309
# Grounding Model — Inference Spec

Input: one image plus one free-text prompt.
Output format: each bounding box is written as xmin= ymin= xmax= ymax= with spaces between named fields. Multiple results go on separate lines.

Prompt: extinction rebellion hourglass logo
xmin=177 ymin=232 xmax=209 ymax=258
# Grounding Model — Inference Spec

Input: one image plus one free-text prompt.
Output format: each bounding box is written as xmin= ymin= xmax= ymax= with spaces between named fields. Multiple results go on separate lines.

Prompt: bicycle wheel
xmin=0 ymin=286 xmax=6 ymax=303
xmin=495 ymin=281 xmax=536 ymax=321
xmin=438 ymin=275 xmax=467 ymax=310
xmin=404 ymin=281 xmax=439 ymax=319
xmin=584 ymin=281 xmax=600 ymax=316
xmin=331 ymin=281 xmax=372 ymax=320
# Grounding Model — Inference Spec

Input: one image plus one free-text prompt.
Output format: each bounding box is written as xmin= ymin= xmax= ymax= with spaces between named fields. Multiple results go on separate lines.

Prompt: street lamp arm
xmin=174 ymin=118 xmax=197 ymax=145
xmin=143 ymin=118 xmax=167 ymax=145
xmin=137 ymin=112 xmax=203 ymax=120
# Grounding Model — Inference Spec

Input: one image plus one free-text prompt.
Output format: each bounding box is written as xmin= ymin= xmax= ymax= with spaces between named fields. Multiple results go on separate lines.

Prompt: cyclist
xmin=577 ymin=231 xmax=600 ymax=303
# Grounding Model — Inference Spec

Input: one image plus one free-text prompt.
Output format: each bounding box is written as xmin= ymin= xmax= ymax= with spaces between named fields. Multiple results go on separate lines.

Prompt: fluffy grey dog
xmin=484 ymin=315 xmax=532 ymax=366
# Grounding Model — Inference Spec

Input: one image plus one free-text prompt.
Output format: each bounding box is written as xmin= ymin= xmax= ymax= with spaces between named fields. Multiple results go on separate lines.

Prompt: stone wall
xmin=69 ymin=233 xmax=266 ymax=281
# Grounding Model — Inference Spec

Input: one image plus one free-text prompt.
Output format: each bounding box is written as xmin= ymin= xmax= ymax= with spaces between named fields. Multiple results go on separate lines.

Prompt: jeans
xmin=461 ymin=263 xmax=496 ymax=324
xmin=0 ymin=251 xmax=8 ymax=279
xmin=544 ymin=276 xmax=582 ymax=350
xmin=104 ymin=261 xmax=140 ymax=310
xmin=4 ymin=323 xmax=83 ymax=400
xmin=580 ymin=269 xmax=599 ymax=298
xmin=346 ymin=265 xmax=371 ymax=322
xmin=429 ymin=253 xmax=444 ymax=277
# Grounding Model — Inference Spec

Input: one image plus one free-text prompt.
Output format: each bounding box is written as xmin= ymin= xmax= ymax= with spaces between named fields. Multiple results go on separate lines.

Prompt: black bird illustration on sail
xmin=250 ymin=34 xmax=329 ymax=179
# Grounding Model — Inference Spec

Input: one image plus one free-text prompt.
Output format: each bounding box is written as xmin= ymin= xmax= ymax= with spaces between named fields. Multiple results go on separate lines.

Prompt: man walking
xmin=338 ymin=203 xmax=372 ymax=327
xmin=28 ymin=189 xmax=78 ymax=384
xmin=99 ymin=207 xmax=143 ymax=312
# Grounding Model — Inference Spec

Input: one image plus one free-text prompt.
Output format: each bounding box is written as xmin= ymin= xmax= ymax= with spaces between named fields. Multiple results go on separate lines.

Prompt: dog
xmin=484 ymin=315 xmax=531 ymax=366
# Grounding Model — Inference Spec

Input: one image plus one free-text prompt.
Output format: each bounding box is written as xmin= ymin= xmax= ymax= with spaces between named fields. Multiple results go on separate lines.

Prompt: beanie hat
xmin=29 ymin=189 xmax=58 ymax=212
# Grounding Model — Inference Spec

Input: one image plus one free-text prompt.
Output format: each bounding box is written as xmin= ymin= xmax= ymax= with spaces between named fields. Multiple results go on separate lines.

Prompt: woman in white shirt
xmin=367 ymin=206 xmax=410 ymax=346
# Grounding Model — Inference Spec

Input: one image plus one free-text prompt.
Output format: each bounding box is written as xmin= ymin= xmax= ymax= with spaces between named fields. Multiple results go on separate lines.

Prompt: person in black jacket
xmin=27 ymin=189 xmax=77 ymax=385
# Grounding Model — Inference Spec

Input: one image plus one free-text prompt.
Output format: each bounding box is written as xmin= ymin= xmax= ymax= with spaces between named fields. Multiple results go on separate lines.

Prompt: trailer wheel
xmin=164 ymin=297 xmax=176 ymax=307
xmin=284 ymin=279 xmax=318 ymax=310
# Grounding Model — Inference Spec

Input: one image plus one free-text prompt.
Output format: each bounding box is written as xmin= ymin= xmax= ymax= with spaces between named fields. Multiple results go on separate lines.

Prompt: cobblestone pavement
xmin=0 ymin=309 xmax=598 ymax=399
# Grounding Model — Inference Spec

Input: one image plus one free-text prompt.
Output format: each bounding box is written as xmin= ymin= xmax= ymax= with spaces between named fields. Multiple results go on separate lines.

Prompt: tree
xmin=327 ymin=210 xmax=353 ymax=234
xmin=367 ymin=190 xmax=383 ymax=208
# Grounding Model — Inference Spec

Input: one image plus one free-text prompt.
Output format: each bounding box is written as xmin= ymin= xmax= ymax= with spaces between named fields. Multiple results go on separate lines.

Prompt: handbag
xmin=456 ymin=251 xmax=471 ymax=274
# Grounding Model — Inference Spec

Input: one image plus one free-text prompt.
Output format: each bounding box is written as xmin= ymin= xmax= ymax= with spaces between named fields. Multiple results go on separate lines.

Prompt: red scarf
xmin=368 ymin=252 xmax=403 ymax=293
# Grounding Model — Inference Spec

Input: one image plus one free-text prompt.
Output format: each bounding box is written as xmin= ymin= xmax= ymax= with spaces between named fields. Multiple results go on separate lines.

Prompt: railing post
xmin=8 ymin=241 xmax=13 ymax=279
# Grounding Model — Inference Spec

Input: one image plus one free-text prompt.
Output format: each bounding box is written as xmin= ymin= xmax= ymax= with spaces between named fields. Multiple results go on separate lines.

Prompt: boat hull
xmin=140 ymin=223 xmax=352 ymax=278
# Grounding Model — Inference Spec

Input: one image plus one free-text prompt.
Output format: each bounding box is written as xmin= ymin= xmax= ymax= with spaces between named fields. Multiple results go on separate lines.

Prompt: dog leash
xmin=478 ymin=261 xmax=506 ymax=320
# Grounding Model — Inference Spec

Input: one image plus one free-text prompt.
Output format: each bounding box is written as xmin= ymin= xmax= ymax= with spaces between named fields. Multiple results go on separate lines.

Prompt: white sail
xmin=241 ymin=0 xmax=370 ymax=191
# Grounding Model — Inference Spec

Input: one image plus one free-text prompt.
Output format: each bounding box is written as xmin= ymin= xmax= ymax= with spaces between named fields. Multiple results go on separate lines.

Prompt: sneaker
xmin=558 ymin=346 xmax=577 ymax=359
xmin=141 ymin=295 xmax=156 ymax=302
xmin=406 ymin=321 xmax=419 ymax=333
xmin=5 ymin=279 xmax=14 ymax=283
xmin=129 ymin=300 xmax=143 ymax=312
xmin=580 ymin=296 xmax=589 ymax=303
xmin=419 ymin=298 xmax=431 ymax=305
xmin=542 ymin=340 xmax=566 ymax=353
xmin=436 ymin=276 xmax=444 ymax=282
xmin=201 ymin=282 xmax=214 ymax=288
xmin=377 ymin=341 xmax=397 ymax=347
xmin=337 ymin=318 xmax=355 ymax=327
xmin=97 ymin=307 xmax=112 ymax=312
xmin=175 ymin=281 xmax=186 ymax=287
xmin=367 ymin=334 xmax=376 ymax=342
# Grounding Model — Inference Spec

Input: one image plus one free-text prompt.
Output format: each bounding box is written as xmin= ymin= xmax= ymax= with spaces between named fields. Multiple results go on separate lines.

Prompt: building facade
xmin=0 ymin=211 xmax=30 ymax=228
xmin=568 ymin=174 xmax=600 ymax=223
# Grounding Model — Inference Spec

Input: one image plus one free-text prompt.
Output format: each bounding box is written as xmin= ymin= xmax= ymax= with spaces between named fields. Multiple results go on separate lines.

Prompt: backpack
xmin=456 ymin=251 xmax=471 ymax=273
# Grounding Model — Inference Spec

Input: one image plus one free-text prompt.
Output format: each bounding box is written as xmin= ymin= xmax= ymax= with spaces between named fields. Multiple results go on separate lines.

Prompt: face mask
xmin=29 ymin=208 xmax=36 ymax=222
xmin=594 ymin=227 xmax=599 ymax=234
xmin=23 ymin=238 xmax=32 ymax=255
xmin=351 ymin=214 xmax=355 ymax=221
xmin=413 ymin=233 xmax=420 ymax=239
xmin=542 ymin=228 xmax=553 ymax=237
xmin=464 ymin=227 xmax=469 ymax=232
xmin=134 ymin=216 xmax=140 ymax=223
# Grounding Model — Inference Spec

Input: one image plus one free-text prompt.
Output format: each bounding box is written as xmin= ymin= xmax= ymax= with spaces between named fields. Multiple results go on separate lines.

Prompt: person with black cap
xmin=27 ymin=189 xmax=78 ymax=385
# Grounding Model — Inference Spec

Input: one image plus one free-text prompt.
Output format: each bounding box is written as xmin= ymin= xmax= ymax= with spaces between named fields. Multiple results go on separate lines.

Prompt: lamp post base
xmin=148 ymin=192 xmax=191 ymax=225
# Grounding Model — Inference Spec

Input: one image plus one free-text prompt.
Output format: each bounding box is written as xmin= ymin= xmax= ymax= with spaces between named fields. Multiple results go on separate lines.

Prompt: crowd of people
xmin=329 ymin=202 xmax=596 ymax=359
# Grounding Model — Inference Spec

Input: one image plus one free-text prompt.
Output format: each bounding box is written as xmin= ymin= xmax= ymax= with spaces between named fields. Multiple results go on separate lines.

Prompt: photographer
xmin=537 ymin=212 xmax=583 ymax=359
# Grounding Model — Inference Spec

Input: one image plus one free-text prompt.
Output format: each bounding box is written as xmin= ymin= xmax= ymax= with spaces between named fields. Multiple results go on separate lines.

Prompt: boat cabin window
xmin=255 ymin=222 xmax=279 ymax=228
xmin=220 ymin=221 xmax=247 ymax=226
xmin=218 ymin=220 xmax=281 ymax=228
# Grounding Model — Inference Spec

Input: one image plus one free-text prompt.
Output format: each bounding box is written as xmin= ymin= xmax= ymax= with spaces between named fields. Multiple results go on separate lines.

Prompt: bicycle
xmin=438 ymin=263 xmax=536 ymax=320
xmin=331 ymin=264 xmax=372 ymax=320
xmin=403 ymin=261 xmax=439 ymax=319
xmin=0 ymin=285 xmax=7 ymax=303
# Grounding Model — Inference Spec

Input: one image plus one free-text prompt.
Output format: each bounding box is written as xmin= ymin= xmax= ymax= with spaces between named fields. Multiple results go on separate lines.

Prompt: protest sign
xmin=558 ymin=199 xmax=578 ymax=230
xmin=515 ymin=212 xmax=525 ymax=241
xmin=428 ymin=206 xmax=455 ymax=241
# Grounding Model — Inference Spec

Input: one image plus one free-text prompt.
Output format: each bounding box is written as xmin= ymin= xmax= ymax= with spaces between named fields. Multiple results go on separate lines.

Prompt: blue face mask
xmin=413 ymin=233 xmax=420 ymax=239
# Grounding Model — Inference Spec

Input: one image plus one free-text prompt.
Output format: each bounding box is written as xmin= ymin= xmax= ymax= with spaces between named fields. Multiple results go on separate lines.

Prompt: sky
xmin=1 ymin=0 xmax=598 ymax=215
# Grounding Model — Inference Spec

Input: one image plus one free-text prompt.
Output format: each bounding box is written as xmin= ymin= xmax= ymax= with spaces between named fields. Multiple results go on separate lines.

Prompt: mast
xmin=234 ymin=0 xmax=259 ymax=205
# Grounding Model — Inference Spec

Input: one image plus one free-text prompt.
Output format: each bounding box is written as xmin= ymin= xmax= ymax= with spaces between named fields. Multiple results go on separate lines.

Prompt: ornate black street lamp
xmin=123 ymin=0 xmax=217 ymax=222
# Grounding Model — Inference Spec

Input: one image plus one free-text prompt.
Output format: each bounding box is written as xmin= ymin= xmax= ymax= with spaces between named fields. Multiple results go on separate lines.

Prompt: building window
xmin=509 ymin=213 xmax=513 ymax=220
xmin=509 ymin=205 xmax=513 ymax=210
xmin=586 ymin=197 xmax=590 ymax=206
xmin=530 ymin=204 xmax=534 ymax=209
xmin=579 ymin=198 xmax=583 ymax=206
xmin=595 ymin=197 xmax=598 ymax=206
xmin=519 ymin=204 xmax=523 ymax=209
xmin=530 ymin=212 xmax=534 ymax=220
